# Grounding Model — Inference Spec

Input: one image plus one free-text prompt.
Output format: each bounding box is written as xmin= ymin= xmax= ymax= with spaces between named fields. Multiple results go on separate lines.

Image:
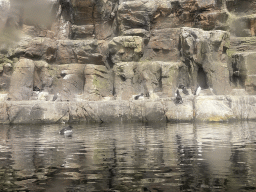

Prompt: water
xmin=0 ymin=122 xmax=256 ymax=192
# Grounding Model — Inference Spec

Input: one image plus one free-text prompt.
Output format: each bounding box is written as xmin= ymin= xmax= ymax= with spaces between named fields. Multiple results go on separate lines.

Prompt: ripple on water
xmin=0 ymin=122 xmax=256 ymax=191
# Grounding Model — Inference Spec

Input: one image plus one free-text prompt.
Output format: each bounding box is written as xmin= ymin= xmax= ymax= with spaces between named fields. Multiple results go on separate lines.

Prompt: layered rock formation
xmin=0 ymin=0 xmax=256 ymax=123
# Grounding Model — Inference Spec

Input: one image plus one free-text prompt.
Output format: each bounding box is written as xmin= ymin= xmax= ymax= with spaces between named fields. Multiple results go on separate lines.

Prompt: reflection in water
xmin=0 ymin=122 xmax=256 ymax=191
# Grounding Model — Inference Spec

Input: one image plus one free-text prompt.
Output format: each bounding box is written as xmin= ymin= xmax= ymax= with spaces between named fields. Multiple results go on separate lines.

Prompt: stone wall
xmin=0 ymin=95 xmax=256 ymax=124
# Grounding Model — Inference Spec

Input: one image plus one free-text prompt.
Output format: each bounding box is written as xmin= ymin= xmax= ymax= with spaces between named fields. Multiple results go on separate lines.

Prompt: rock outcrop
xmin=0 ymin=95 xmax=255 ymax=124
xmin=0 ymin=0 xmax=256 ymax=123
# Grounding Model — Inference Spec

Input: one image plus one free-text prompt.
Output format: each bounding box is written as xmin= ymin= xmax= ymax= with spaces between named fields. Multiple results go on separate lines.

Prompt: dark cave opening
xmin=197 ymin=67 xmax=208 ymax=89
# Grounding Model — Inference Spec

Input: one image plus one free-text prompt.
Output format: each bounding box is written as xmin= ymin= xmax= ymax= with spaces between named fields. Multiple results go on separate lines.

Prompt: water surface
xmin=0 ymin=122 xmax=256 ymax=191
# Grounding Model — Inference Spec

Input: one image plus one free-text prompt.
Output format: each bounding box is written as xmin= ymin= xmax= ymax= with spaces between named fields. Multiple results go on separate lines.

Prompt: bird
xmin=179 ymin=85 xmax=189 ymax=95
xmin=175 ymin=89 xmax=183 ymax=104
xmin=59 ymin=125 xmax=73 ymax=136
xmin=134 ymin=93 xmax=144 ymax=100
xmin=33 ymin=86 xmax=40 ymax=92
xmin=53 ymin=93 xmax=60 ymax=101
xmin=233 ymin=71 xmax=240 ymax=76
xmin=194 ymin=85 xmax=201 ymax=96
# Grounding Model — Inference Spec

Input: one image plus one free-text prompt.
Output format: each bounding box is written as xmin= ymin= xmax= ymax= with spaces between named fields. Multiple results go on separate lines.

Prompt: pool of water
xmin=0 ymin=122 xmax=256 ymax=192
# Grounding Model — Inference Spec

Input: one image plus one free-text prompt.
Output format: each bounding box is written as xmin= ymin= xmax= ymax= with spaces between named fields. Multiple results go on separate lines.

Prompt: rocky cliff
xmin=0 ymin=0 xmax=256 ymax=124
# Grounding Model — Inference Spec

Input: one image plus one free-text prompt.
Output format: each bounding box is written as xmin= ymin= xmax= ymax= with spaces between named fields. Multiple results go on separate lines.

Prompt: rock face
xmin=179 ymin=27 xmax=231 ymax=95
xmin=1 ymin=0 xmax=256 ymax=123
xmin=1 ymin=95 xmax=256 ymax=124
xmin=8 ymin=58 xmax=34 ymax=100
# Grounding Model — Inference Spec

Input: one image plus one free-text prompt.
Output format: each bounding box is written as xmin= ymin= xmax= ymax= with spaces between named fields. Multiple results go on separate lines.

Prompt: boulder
xmin=71 ymin=25 xmax=94 ymax=39
xmin=24 ymin=38 xmax=58 ymax=62
xmin=6 ymin=101 xmax=69 ymax=124
xmin=230 ymin=52 xmax=256 ymax=94
xmin=151 ymin=0 xmax=219 ymax=30
xmin=113 ymin=61 xmax=160 ymax=100
xmin=117 ymin=0 xmax=156 ymax=33
xmin=195 ymin=96 xmax=235 ymax=122
xmin=108 ymin=36 xmax=144 ymax=63
xmin=113 ymin=61 xmax=183 ymax=100
xmin=142 ymin=28 xmax=180 ymax=61
xmin=69 ymin=100 xmax=131 ymax=123
xmin=84 ymin=64 xmax=113 ymax=100
xmin=0 ymin=62 xmax=13 ymax=93
xmin=71 ymin=0 xmax=117 ymax=39
xmin=144 ymin=101 xmax=166 ymax=122
xmin=8 ymin=58 xmax=34 ymax=100
xmin=160 ymin=62 xmax=182 ymax=97
xmin=122 ymin=29 xmax=150 ymax=39
xmin=228 ymin=96 xmax=256 ymax=120
xmin=164 ymin=97 xmax=194 ymax=122
xmin=56 ymin=39 xmax=104 ymax=64
xmin=195 ymin=11 xmax=229 ymax=31
xmin=6 ymin=37 xmax=58 ymax=63
xmin=51 ymin=64 xmax=86 ymax=101
xmin=179 ymin=27 xmax=232 ymax=95
xmin=0 ymin=102 xmax=8 ymax=124
xmin=33 ymin=60 xmax=53 ymax=92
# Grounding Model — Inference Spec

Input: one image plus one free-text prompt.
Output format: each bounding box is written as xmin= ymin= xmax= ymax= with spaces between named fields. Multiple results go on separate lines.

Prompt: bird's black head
xmin=179 ymin=85 xmax=185 ymax=89
xmin=68 ymin=125 xmax=73 ymax=129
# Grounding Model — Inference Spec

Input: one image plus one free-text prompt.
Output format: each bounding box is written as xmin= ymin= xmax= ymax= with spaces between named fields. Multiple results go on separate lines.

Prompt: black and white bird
xmin=175 ymin=89 xmax=183 ymax=104
xmin=194 ymin=85 xmax=201 ymax=96
xmin=59 ymin=125 xmax=73 ymax=136
xmin=134 ymin=93 xmax=144 ymax=100
xmin=33 ymin=86 xmax=40 ymax=92
xmin=179 ymin=85 xmax=189 ymax=95
xmin=53 ymin=93 xmax=60 ymax=101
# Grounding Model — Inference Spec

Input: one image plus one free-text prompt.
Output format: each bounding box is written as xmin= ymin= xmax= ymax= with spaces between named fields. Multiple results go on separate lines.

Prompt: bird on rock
xmin=134 ymin=93 xmax=144 ymax=100
xmin=179 ymin=85 xmax=189 ymax=95
xmin=194 ymin=85 xmax=201 ymax=96
xmin=175 ymin=89 xmax=183 ymax=104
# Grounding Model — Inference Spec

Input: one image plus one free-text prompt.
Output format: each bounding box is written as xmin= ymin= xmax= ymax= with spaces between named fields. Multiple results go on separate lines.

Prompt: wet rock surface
xmin=0 ymin=95 xmax=256 ymax=124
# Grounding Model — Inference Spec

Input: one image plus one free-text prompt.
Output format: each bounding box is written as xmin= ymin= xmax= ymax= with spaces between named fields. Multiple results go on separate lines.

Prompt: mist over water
xmin=0 ymin=122 xmax=256 ymax=191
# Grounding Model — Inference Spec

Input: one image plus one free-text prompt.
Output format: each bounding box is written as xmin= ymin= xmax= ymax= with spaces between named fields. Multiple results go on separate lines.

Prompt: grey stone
xmin=8 ymin=58 xmax=34 ymax=100
xmin=165 ymin=98 xmax=194 ymax=122
xmin=113 ymin=61 xmax=182 ymax=100
xmin=142 ymin=28 xmax=180 ymax=62
xmin=6 ymin=101 xmax=69 ymax=124
xmin=230 ymin=52 xmax=256 ymax=94
xmin=53 ymin=64 xmax=86 ymax=101
xmin=179 ymin=27 xmax=232 ymax=95
xmin=56 ymin=39 xmax=104 ymax=65
xmin=33 ymin=60 xmax=53 ymax=92
xmin=228 ymin=96 xmax=256 ymax=120
xmin=71 ymin=25 xmax=94 ymax=39
xmin=195 ymin=96 xmax=235 ymax=122
xmin=109 ymin=36 xmax=144 ymax=64
xmin=84 ymin=64 xmax=113 ymax=101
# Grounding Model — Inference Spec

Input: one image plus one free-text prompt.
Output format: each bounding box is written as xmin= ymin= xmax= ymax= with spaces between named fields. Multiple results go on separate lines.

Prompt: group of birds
xmin=33 ymin=86 xmax=60 ymax=101
xmin=133 ymin=84 xmax=202 ymax=104
xmin=175 ymin=84 xmax=201 ymax=104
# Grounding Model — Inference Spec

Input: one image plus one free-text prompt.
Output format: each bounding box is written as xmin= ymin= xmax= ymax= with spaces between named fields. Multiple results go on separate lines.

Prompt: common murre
xmin=179 ymin=85 xmax=189 ymax=95
xmin=59 ymin=125 xmax=73 ymax=136
xmin=175 ymin=89 xmax=183 ymax=104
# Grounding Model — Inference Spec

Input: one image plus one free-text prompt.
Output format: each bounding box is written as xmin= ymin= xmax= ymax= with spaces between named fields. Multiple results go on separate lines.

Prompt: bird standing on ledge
xmin=179 ymin=85 xmax=189 ymax=95
xmin=175 ymin=89 xmax=183 ymax=104
xmin=134 ymin=93 xmax=144 ymax=100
